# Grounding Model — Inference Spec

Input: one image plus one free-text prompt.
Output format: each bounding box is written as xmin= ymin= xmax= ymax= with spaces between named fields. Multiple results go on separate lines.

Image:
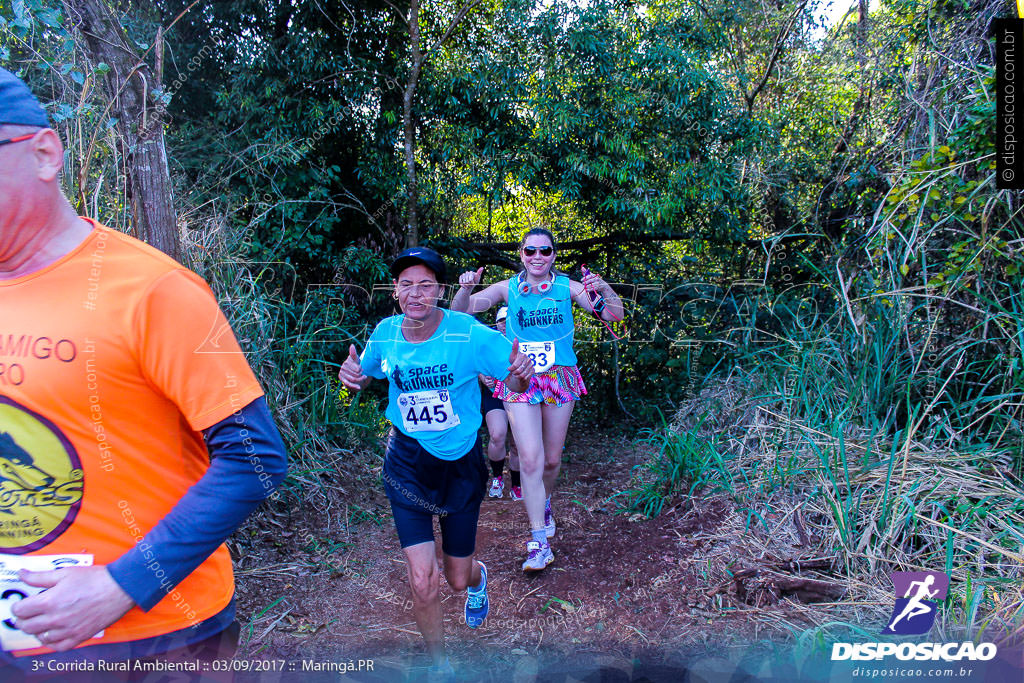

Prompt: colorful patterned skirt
xmin=494 ymin=365 xmax=587 ymax=406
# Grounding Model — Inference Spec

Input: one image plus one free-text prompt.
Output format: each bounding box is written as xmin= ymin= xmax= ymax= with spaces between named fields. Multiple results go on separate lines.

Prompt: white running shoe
xmin=488 ymin=475 xmax=504 ymax=498
xmin=522 ymin=540 xmax=554 ymax=572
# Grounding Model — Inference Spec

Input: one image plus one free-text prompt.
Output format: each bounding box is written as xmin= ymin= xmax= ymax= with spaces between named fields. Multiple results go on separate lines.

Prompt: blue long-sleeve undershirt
xmin=107 ymin=396 xmax=288 ymax=611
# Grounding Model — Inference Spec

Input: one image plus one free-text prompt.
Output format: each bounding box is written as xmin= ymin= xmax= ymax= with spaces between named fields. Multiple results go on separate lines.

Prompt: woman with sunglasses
xmin=452 ymin=228 xmax=623 ymax=571
xmin=339 ymin=247 xmax=534 ymax=677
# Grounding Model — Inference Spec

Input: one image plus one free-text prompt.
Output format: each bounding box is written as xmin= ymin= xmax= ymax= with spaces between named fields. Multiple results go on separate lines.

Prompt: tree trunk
xmin=64 ymin=0 xmax=180 ymax=260
xmin=399 ymin=0 xmax=484 ymax=248
xmin=403 ymin=0 xmax=423 ymax=247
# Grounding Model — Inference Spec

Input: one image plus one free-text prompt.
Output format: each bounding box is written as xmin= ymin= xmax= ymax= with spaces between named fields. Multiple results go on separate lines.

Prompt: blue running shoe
xmin=465 ymin=561 xmax=488 ymax=628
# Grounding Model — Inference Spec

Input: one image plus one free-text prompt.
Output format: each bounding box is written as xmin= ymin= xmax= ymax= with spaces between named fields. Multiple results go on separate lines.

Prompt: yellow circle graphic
xmin=0 ymin=398 xmax=83 ymax=553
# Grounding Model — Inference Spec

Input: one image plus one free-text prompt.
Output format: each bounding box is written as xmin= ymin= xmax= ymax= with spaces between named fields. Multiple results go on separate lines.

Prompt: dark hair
xmin=519 ymin=227 xmax=556 ymax=251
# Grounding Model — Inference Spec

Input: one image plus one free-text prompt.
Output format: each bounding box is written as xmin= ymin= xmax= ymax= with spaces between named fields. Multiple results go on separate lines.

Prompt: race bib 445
xmin=398 ymin=389 xmax=460 ymax=433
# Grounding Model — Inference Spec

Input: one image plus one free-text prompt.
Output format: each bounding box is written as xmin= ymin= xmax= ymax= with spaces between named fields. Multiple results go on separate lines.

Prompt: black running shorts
xmin=382 ymin=428 xmax=488 ymax=557
xmin=481 ymin=391 xmax=505 ymax=415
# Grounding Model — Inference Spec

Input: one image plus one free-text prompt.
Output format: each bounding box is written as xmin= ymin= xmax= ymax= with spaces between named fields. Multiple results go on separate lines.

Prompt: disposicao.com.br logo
xmin=831 ymin=571 xmax=997 ymax=663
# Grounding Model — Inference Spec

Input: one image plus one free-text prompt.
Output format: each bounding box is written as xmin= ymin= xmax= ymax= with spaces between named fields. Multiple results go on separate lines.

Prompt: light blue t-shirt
xmin=505 ymin=273 xmax=577 ymax=367
xmin=361 ymin=309 xmax=512 ymax=460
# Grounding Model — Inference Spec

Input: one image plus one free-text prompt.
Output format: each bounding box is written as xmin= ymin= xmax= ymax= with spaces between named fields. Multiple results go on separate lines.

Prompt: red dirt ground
xmin=229 ymin=425 xmax=818 ymax=682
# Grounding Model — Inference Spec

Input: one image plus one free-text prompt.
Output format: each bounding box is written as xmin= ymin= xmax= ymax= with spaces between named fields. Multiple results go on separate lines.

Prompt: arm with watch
xmin=573 ymin=265 xmax=624 ymax=322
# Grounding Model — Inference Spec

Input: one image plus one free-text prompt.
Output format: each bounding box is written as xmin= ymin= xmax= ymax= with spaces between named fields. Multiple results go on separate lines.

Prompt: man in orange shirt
xmin=0 ymin=67 xmax=287 ymax=674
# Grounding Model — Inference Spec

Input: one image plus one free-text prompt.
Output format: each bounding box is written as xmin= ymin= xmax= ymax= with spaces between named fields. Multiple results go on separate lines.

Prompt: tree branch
xmin=744 ymin=0 xmax=809 ymax=110
xmin=427 ymin=0 xmax=486 ymax=55
xmin=464 ymin=231 xmax=715 ymax=252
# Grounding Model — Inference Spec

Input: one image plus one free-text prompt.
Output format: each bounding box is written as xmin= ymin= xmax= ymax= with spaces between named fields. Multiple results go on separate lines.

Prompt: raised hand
xmin=459 ymin=267 xmax=484 ymax=291
xmin=339 ymin=344 xmax=368 ymax=391
xmin=581 ymin=266 xmax=610 ymax=296
xmin=507 ymin=337 xmax=534 ymax=386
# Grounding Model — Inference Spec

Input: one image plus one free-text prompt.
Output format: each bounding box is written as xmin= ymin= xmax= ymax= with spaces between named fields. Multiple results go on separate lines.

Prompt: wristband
xmin=593 ymin=296 xmax=607 ymax=315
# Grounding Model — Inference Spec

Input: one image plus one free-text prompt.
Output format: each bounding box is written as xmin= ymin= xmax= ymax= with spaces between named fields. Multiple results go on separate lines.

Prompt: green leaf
xmin=37 ymin=9 xmax=61 ymax=28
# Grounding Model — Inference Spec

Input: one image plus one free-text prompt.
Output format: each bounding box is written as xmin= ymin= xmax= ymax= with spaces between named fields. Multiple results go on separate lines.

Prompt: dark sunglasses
xmin=522 ymin=246 xmax=554 ymax=256
xmin=0 ymin=133 xmax=35 ymax=147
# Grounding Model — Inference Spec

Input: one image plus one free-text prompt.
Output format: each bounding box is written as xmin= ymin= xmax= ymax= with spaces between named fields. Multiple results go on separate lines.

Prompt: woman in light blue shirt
xmin=451 ymin=228 xmax=624 ymax=572
xmin=339 ymin=247 xmax=532 ymax=677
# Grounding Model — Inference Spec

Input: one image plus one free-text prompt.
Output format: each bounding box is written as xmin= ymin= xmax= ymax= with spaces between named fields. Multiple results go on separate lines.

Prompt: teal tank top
xmin=506 ymin=273 xmax=577 ymax=368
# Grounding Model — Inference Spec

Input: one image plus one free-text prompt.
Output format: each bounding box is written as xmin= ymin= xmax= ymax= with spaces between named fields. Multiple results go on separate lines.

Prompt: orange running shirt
xmin=0 ymin=220 xmax=264 ymax=651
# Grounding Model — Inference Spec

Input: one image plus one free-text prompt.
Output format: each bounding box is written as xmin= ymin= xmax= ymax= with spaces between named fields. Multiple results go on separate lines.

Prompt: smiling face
xmin=394 ymin=264 xmax=442 ymax=322
xmin=519 ymin=233 xmax=555 ymax=280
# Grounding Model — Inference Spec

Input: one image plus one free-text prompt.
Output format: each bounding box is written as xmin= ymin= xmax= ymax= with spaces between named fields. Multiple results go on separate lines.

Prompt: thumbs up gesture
xmin=459 ymin=267 xmax=484 ymax=291
xmin=504 ymin=337 xmax=533 ymax=393
xmin=339 ymin=344 xmax=369 ymax=391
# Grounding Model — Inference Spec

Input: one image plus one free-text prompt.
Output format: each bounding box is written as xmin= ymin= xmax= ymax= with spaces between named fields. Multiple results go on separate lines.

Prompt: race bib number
xmin=398 ymin=389 xmax=461 ymax=433
xmin=520 ymin=342 xmax=556 ymax=372
xmin=0 ymin=553 xmax=99 ymax=651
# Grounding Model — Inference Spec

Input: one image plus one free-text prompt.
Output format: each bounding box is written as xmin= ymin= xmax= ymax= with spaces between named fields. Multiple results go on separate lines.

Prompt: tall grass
xmin=183 ymin=214 xmax=390 ymax=514
xmin=622 ymin=270 xmax=1024 ymax=647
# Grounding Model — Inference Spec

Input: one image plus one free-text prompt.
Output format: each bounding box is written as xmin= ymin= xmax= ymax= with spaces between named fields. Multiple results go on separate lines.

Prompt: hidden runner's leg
xmin=484 ymin=404 xmax=508 ymax=498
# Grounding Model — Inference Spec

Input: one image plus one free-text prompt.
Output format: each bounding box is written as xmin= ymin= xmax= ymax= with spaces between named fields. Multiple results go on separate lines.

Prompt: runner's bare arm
xmin=570 ymin=273 xmax=624 ymax=321
xmin=451 ymin=268 xmax=508 ymax=314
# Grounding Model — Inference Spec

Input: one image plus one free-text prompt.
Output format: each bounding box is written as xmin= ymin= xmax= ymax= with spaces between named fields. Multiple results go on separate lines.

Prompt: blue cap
xmin=390 ymin=247 xmax=447 ymax=283
xmin=0 ymin=67 xmax=49 ymax=127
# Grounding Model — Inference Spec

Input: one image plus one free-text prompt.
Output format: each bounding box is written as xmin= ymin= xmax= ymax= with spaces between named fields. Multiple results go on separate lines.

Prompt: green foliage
xmin=623 ymin=419 xmax=727 ymax=518
xmin=6 ymin=0 xmax=1017 ymax=544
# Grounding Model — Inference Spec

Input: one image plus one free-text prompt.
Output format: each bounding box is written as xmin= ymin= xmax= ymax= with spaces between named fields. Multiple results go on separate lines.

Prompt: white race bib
xmin=520 ymin=341 xmax=556 ymax=373
xmin=398 ymin=389 xmax=460 ymax=433
xmin=0 ymin=553 xmax=99 ymax=651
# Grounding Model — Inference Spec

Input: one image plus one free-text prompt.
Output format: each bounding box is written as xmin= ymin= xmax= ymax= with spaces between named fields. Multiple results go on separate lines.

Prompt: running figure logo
xmin=882 ymin=571 xmax=949 ymax=635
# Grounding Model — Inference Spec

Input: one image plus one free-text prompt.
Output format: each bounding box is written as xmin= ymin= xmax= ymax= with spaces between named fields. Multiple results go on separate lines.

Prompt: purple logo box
xmin=882 ymin=571 xmax=950 ymax=636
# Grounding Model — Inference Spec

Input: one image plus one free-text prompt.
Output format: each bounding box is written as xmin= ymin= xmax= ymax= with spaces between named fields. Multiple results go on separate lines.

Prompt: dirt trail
xmin=231 ymin=425 xmax=785 ymax=681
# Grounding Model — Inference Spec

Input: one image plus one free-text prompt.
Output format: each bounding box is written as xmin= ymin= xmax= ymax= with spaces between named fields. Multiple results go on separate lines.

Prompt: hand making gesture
xmin=339 ymin=344 xmax=370 ymax=391
xmin=504 ymin=337 xmax=534 ymax=394
xmin=458 ymin=267 xmax=484 ymax=291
